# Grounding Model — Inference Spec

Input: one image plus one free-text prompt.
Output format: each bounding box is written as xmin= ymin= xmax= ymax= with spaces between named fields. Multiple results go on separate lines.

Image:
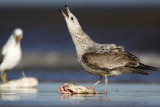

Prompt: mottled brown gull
xmin=59 ymin=5 xmax=158 ymax=94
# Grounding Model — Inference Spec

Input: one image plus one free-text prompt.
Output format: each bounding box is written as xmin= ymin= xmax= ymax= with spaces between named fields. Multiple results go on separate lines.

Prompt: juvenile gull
xmin=59 ymin=5 xmax=158 ymax=94
xmin=0 ymin=28 xmax=23 ymax=83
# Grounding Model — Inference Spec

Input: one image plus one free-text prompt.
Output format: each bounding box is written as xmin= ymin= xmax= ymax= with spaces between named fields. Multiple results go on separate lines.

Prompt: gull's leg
xmin=104 ymin=76 xmax=108 ymax=94
xmin=1 ymin=72 xmax=7 ymax=83
xmin=90 ymin=76 xmax=102 ymax=90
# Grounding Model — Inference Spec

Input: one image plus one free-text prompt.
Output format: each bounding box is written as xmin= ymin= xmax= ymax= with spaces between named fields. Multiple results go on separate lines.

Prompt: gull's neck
xmin=2 ymin=35 xmax=21 ymax=54
xmin=68 ymin=26 xmax=96 ymax=56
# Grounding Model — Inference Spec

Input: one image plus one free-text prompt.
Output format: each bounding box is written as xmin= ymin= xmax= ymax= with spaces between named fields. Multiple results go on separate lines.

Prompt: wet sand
xmin=0 ymin=82 xmax=160 ymax=107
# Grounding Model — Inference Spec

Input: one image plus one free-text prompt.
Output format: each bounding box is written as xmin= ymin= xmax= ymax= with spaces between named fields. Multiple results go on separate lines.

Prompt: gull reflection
xmin=0 ymin=88 xmax=38 ymax=101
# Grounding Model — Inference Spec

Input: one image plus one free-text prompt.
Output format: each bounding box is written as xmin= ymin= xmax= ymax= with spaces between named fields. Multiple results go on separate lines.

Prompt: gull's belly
xmin=0 ymin=50 xmax=21 ymax=71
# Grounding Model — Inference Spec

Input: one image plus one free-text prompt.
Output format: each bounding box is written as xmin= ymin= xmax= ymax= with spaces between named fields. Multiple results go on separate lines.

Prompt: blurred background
xmin=0 ymin=0 xmax=160 ymax=83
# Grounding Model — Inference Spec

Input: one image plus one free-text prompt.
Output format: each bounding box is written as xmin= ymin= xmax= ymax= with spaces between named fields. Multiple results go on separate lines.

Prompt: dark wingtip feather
xmin=138 ymin=63 xmax=158 ymax=71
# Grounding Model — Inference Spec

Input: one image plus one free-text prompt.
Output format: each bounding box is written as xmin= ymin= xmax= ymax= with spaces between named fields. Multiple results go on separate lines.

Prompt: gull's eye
xmin=71 ymin=17 xmax=74 ymax=20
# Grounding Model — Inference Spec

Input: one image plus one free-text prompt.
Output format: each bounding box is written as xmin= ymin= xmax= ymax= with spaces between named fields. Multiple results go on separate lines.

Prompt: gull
xmin=0 ymin=28 xmax=23 ymax=83
xmin=59 ymin=5 xmax=158 ymax=94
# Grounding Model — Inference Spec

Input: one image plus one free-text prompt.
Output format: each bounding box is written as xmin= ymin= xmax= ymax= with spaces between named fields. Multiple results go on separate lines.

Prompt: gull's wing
xmin=0 ymin=48 xmax=4 ymax=64
xmin=82 ymin=45 xmax=157 ymax=75
xmin=82 ymin=50 xmax=140 ymax=69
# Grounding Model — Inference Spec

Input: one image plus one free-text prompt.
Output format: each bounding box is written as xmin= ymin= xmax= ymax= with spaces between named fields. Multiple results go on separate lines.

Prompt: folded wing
xmin=82 ymin=45 xmax=158 ymax=75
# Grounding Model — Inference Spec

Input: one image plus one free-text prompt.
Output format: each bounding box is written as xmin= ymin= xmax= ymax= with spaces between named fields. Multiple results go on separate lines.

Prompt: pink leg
xmin=104 ymin=76 xmax=108 ymax=94
xmin=90 ymin=76 xmax=102 ymax=90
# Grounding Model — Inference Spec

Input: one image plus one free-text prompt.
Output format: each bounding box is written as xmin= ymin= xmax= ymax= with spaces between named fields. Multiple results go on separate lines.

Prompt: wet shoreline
xmin=0 ymin=82 xmax=160 ymax=107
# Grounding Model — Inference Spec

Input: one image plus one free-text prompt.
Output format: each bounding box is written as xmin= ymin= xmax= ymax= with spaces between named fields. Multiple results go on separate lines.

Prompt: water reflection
xmin=60 ymin=93 xmax=108 ymax=101
xmin=0 ymin=83 xmax=160 ymax=106
xmin=60 ymin=93 xmax=96 ymax=99
xmin=0 ymin=88 xmax=38 ymax=101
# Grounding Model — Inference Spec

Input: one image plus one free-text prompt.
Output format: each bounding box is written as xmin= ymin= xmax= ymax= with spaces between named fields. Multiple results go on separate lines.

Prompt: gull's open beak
xmin=65 ymin=5 xmax=71 ymax=16
xmin=59 ymin=5 xmax=71 ymax=18
xmin=59 ymin=9 xmax=67 ymax=18
xmin=16 ymin=35 xmax=22 ymax=42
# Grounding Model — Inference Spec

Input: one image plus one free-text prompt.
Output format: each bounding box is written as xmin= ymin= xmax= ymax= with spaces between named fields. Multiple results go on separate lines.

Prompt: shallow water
xmin=0 ymin=82 xmax=160 ymax=107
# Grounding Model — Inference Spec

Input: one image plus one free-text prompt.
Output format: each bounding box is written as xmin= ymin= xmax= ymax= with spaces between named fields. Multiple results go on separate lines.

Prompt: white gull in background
xmin=0 ymin=28 xmax=23 ymax=83
xmin=59 ymin=5 xmax=158 ymax=94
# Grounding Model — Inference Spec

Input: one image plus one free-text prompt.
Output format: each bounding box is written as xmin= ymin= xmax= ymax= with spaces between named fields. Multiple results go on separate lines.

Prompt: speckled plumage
xmin=60 ymin=6 xmax=158 ymax=94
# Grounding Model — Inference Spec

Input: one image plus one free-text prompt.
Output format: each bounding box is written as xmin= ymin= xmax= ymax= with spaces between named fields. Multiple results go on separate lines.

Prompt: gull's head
xmin=59 ymin=5 xmax=81 ymax=30
xmin=13 ymin=28 xmax=23 ymax=43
